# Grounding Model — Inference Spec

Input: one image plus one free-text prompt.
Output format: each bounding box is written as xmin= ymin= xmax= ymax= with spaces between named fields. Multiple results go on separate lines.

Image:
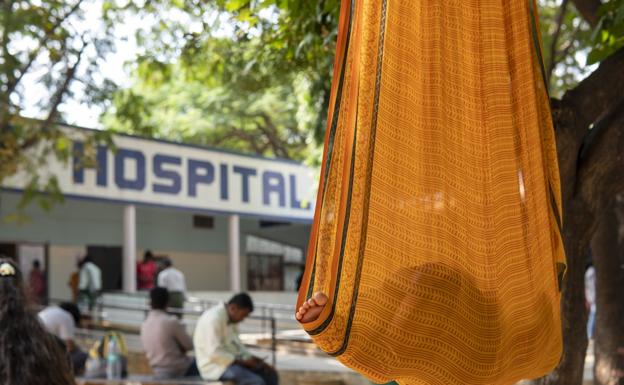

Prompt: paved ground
xmin=92 ymin=293 xmax=597 ymax=384
xmin=81 ymin=327 xmax=596 ymax=385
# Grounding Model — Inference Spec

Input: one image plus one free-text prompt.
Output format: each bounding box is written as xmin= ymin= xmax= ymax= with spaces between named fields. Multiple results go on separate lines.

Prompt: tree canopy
xmin=102 ymin=0 xmax=340 ymax=162
xmin=102 ymin=0 xmax=624 ymax=162
xmin=3 ymin=0 xmax=622 ymax=171
xmin=0 ymin=0 xmax=114 ymax=212
xmin=2 ymin=2 xmax=624 ymax=382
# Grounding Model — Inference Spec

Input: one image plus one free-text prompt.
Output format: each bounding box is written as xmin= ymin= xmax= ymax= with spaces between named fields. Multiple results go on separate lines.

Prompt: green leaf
xmin=102 ymin=1 xmax=113 ymax=12
xmin=225 ymin=0 xmax=246 ymax=12
xmin=586 ymin=47 xmax=608 ymax=65
xmin=55 ymin=136 xmax=70 ymax=152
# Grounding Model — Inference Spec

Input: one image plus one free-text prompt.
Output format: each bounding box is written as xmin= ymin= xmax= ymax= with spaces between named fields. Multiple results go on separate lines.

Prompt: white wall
xmin=48 ymin=245 xmax=85 ymax=301
xmin=141 ymin=248 xmax=229 ymax=291
xmin=0 ymin=191 xmax=311 ymax=295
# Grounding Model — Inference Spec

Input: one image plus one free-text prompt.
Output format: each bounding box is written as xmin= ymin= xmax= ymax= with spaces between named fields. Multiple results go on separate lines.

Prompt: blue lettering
xmin=153 ymin=154 xmax=181 ymax=194
xmin=73 ymin=141 xmax=107 ymax=187
xmin=290 ymin=174 xmax=308 ymax=209
xmin=220 ymin=164 xmax=229 ymax=200
xmin=115 ymin=148 xmax=145 ymax=190
xmin=188 ymin=159 xmax=214 ymax=197
xmin=233 ymin=166 xmax=256 ymax=203
xmin=263 ymin=171 xmax=285 ymax=207
xmin=70 ymin=141 xmax=309 ymax=216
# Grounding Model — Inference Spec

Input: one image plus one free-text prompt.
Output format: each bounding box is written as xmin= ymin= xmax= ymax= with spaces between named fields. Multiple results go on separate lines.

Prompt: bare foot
xmin=296 ymin=292 xmax=328 ymax=323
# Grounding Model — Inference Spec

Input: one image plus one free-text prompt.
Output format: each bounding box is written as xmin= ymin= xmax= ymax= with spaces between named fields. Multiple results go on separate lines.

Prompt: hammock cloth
xmin=296 ymin=0 xmax=567 ymax=384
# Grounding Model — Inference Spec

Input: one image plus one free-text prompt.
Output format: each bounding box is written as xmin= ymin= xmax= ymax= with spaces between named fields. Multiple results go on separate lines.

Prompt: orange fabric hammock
xmin=296 ymin=0 xmax=566 ymax=384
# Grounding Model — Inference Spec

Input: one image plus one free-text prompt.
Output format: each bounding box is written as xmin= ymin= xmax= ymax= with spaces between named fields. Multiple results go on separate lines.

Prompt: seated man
xmin=38 ymin=302 xmax=88 ymax=375
xmin=140 ymin=287 xmax=198 ymax=378
xmin=194 ymin=293 xmax=278 ymax=385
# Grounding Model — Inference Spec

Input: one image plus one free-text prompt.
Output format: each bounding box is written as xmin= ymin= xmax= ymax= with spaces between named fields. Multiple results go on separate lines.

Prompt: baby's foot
xmin=296 ymin=292 xmax=328 ymax=323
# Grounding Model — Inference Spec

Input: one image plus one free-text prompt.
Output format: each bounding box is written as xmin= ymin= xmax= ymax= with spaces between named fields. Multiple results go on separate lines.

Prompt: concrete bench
xmin=76 ymin=376 xmax=231 ymax=385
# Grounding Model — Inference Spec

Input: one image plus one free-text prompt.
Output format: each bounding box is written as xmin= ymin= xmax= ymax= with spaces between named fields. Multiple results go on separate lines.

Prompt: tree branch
xmin=255 ymin=122 xmax=287 ymax=158
xmin=561 ymin=47 xmax=624 ymax=134
xmin=5 ymin=0 xmax=85 ymax=97
xmin=552 ymin=47 xmax=624 ymax=207
xmin=575 ymin=97 xmax=624 ymax=206
xmin=547 ymin=0 xmax=570 ymax=85
xmin=570 ymin=0 xmax=602 ymax=27
xmin=0 ymin=1 xmax=14 ymax=105
xmin=212 ymin=126 xmax=265 ymax=155
xmin=41 ymin=46 xmax=86 ymax=132
xmin=256 ymin=113 xmax=291 ymax=159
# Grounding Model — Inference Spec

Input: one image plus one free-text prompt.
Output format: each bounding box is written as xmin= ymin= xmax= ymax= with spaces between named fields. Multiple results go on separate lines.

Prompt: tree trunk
xmin=591 ymin=197 xmax=624 ymax=385
xmin=535 ymin=199 xmax=593 ymax=385
xmin=534 ymin=48 xmax=624 ymax=385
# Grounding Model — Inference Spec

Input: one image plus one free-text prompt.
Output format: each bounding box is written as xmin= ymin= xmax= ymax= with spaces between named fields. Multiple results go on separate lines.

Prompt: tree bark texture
xmin=591 ymin=198 xmax=624 ymax=385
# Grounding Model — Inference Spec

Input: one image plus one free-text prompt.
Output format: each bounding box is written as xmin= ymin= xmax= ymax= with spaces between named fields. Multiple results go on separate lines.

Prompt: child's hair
xmin=0 ymin=257 xmax=75 ymax=385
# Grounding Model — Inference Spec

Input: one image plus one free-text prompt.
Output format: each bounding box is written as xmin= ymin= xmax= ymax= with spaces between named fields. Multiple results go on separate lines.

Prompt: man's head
xmin=59 ymin=302 xmax=81 ymax=326
xmin=150 ymin=287 xmax=169 ymax=310
xmin=162 ymin=257 xmax=172 ymax=268
xmin=32 ymin=260 xmax=40 ymax=270
xmin=144 ymin=250 xmax=154 ymax=262
xmin=226 ymin=293 xmax=254 ymax=323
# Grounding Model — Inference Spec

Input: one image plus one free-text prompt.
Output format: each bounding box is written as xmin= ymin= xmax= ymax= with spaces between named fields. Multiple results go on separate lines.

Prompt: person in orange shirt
xmin=68 ymin=258 xmax=81 ymax=303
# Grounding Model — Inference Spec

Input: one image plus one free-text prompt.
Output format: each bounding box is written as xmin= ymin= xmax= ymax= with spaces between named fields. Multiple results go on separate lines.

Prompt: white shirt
xmin=585 ymin=266 xmax=596 ymax=311
xmin=39 ymin=306 xmax=75 ymax=340
xmin=157 ymin=267 xmax=186 ymax=293
xmin=79 ymin=261 xmax=102 ymax=292
xmin=194 ymin=303 xmax=251 ymax=379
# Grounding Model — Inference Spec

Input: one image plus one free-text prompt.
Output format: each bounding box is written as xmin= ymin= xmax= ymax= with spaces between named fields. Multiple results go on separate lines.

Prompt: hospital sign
xmin=4 ymin=126 xmax=318 ymax=222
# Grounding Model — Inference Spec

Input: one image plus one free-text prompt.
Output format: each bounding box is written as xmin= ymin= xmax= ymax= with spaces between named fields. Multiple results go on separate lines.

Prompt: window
xmin=193 ymin=215 xmax=214 ymax=229
xmin=246 ymin=235 xmax=304 ymax=291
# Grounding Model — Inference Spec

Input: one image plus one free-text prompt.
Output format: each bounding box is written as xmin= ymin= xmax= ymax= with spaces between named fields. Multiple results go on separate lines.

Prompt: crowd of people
xmin=136 ymin=250 xmax=188 ymax=306
xmin=0 ymin=253 xmax=278 ymax=385
xmin=66 ymin=250 xmax=187 ymax=312
xmin=5 ymin=247 xmax=597 ymax=385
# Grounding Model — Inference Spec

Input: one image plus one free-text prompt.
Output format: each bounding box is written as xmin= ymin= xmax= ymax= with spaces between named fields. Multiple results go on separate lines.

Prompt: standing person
xmin=0 ymin=257 xmax=75 ymax=385
xmin=78 ymin=255 xmax=102 ymax=311
xmin=68 ymin=259 xmax=81 ymax=303
xmin=137 ymin=250 xmax=158 ymax=290
xmin=194 ymin=293 xmax=278 ymax=385
xmin=140 ymin=287 xmax=198 ymax=378
xmin=28 ymin=259 xmax=46 ymax=304
xmin=157 ymin=257 xmax=186 ymax=317
xmin=585 ymin=263 xmax=596 ymax=339
xmin=39 ymin=302 xmax=89 ymax=375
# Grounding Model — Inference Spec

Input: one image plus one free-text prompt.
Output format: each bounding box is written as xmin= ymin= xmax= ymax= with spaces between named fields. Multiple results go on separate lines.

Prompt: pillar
xmin=123 ymin=204 xmax=137 ymax=292
xmin=228 ymin=214 xmax=241 ymax=292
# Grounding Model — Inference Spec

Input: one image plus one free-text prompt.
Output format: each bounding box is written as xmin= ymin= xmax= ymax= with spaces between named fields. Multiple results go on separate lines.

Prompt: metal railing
xmin=184 ymin=296 xmax=299 ymax=328
xmin=50 ymin=297 xmax=279 ymax=366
